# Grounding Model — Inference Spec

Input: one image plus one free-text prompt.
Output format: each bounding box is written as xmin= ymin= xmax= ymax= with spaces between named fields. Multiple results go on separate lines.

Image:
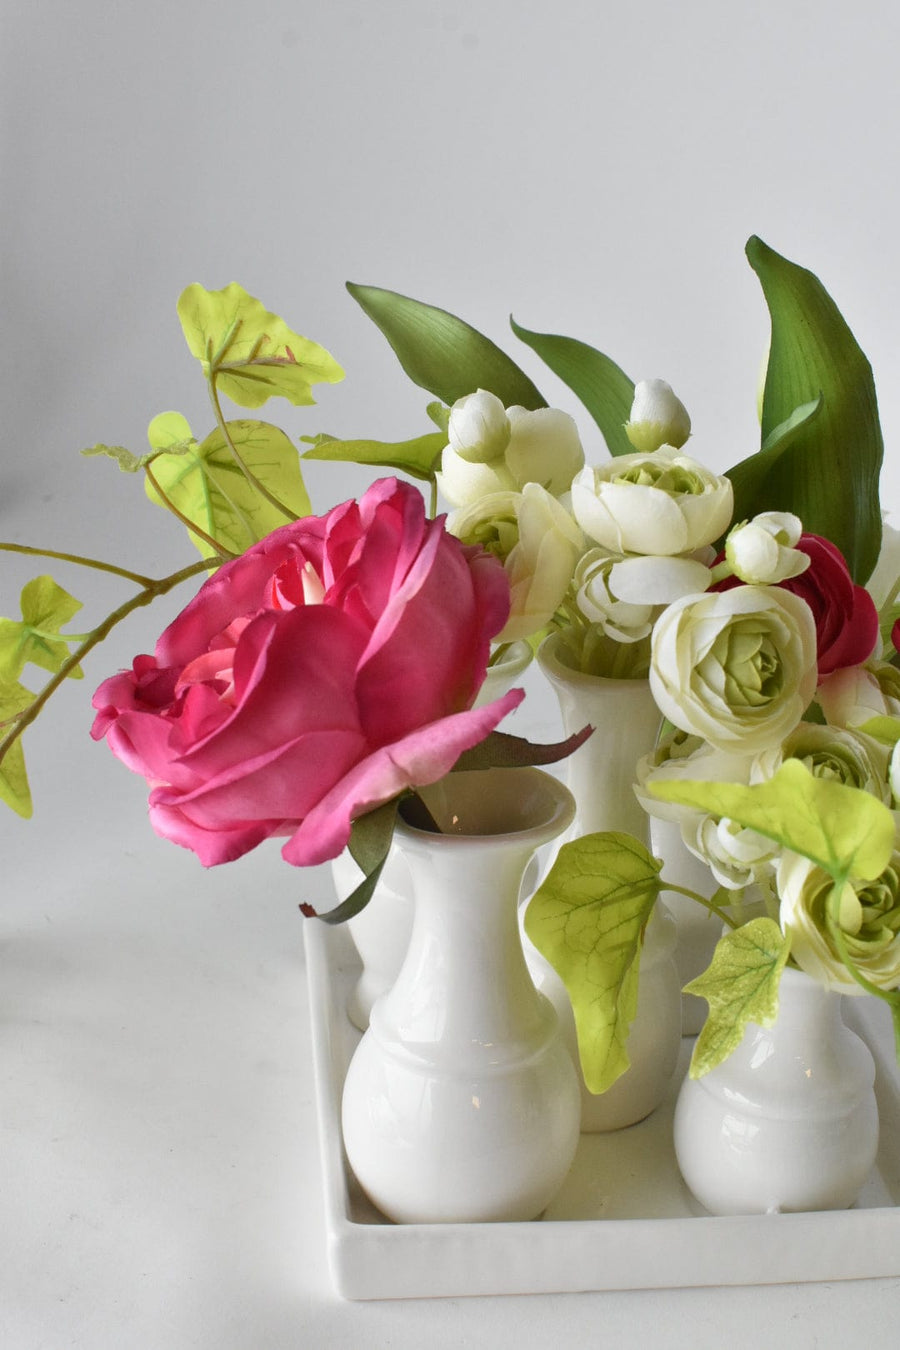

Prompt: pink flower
xmin=92 ymin=479 xmax=522 ymax=867
xmin=716 ymin=534 xmax=878 ymax=680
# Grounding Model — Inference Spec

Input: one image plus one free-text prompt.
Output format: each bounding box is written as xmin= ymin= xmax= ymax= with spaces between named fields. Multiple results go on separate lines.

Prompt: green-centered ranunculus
xmin=649 ymin=584 xmax=818 ymax=754
xmin=570 ymin=445 xmax=732 ymax=556
xmin=778 ymin=848 xmax=900 ymax=993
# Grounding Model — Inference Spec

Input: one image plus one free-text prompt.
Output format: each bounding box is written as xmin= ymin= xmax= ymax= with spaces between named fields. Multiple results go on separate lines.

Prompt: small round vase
xmin=341 ymin=767 xmax=581 ymax=1224
xmin=673 ymin=966 xmax=879 ymax=1215
xmin=335 ymin=640 xmax=533 ymax=1030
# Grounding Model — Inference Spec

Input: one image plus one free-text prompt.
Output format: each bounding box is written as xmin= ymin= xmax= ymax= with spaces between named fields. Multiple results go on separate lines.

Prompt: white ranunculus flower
xmin=447 ymin=485 xmax=582 ymax=644
xmin=649 ymin=585 xmax=818 ymax=754
xmin=575 ymin=549 xmax=713 ymax=645
xmin=447 ymin=389 xmax=511 ymax=464
xmin=817 ymin=659 xmax=900 ymax=729
xmin=503 ymin=406 xmax=585 ymax=496
xmin=725 ymin=511 xmax=810 ymax=584
xmin=624 ymin=378 xmax=691 ymax=453
xmin=778 ymin=849 xmax=900 ymax=993
xmin=773 ymin=721 xmax=892 ymax=801
xmin=570 ymin=446 xmax=733 ymax=556
xmin=438 ymin=399 xmax=584 ymax=507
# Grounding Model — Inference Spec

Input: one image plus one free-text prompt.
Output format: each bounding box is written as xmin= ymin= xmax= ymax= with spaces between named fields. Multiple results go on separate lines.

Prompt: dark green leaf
xmin=510 ymin=317 xmax=635 ymax=457
xmin=300 ymin=799 xmax=399 ymax=925
xmin=451 ymin=725 xmax=593 ymax=772
xmin=346 ymin=282 xmax=546 ymax=409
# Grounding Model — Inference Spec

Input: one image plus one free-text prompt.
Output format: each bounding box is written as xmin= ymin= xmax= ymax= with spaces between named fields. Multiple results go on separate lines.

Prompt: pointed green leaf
xmin=510 ymin=318 xmax=635 ymax=457
xmin=425 ymin=401 xmax=451 ymax=434
xmin=685 ymin=919 xmax=790 ymax=1077
xmin=525 ymin=832 xmax=662 ymax=1092
xmin=648 ymin=759 xmax=895 ymax=886
xmin=0 ymin=680 xmax=35 ymax=817
xmin=300 ymin=799 xmax=399 ymax=925
xmin=177 ymin=283 xmax=344 ymax=409
xmin=144 ymin=419 xmax=311 ymax=557
xmin=730 ymin=237 xmax=883 ymax=583
xmin=346 ymin=281 xmax=546 ymax=410
xmin=302 ymin=431 xmax=446 ymax=483
xmin=726 ymin=396 xmax=823 ymax=537
xmin=451 ymin=724 xmax=593 ymax=773
xmin=0 ymin=577 xmax=83 ymax=682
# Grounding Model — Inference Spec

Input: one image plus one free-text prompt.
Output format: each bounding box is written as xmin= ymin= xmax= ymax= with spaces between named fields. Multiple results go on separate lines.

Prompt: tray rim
xmin=304 ymin=920 xmax=900 ymax=1302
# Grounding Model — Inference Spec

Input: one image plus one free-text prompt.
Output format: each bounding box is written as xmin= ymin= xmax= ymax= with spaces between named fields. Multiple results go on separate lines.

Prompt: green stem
xmin=0 ymin=557 xmax=226 ymax=764
xmin=660 ymin=880 xmax=740 ymax=929
xmin=0 ymin=541 xmax=154 ymax=588
xmin=206 ymin=378 xmax=299 ymax=522
xmin=143 ymin=461 xmax=231 ymax=556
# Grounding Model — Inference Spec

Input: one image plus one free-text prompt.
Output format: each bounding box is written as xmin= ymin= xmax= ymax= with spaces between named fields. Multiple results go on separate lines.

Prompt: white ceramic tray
xmin=304 ymin=921 xmax=900 ymax=1301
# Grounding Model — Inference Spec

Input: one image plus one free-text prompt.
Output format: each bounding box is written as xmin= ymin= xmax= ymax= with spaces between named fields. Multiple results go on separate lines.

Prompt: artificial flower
xmin=817 ymin=658 xmax=900 ymax=728
xmin=648 ymin=584 xmax=818 ymax=755
xmin=624 ymin=378 xmax=691 ymax=453
xmin=447 ymin=388 xmax=511 ymax=464
xmin=438 ymin=400 xmax=584 ymax=507
xmin=91 ymin=478 xmax=522 ymax=868
xmin=570 ymin=446 xmax=733 ymax=557
xmin=724 ymin=511 xmax=810 ymax=584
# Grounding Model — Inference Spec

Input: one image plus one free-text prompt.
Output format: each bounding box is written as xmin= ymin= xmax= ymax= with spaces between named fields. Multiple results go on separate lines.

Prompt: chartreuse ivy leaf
xmin=300 ymin=799 xmax=399 ymax=925
xmin=144 ymin=418 xmax=311 ymax=557
xmin=524 ymin=832 xmax=662 ymax=1093
xmin=301 ymin=431 xmax=446 ymax=483
xmin=648 ymin=759 xmax=895 ymax=887
xmin=346 ymin=282 xmax=546 ymax=410
xmin=727 ymin=237 xmax=884 ymax=584
xmin=0 ymin=680 xmax=35 ymax=817
xmin=685 ymin=919 xmax=790 ymax=1077
xmin=177 ymin=283 xmax=344 ymax=410
xmin=0 ymin=577 xmax=83 ymax=682
xmin=82 ymin=444 xmax=159 ymax=472
xmin=510 ymin=317 xmax=635 ymax=457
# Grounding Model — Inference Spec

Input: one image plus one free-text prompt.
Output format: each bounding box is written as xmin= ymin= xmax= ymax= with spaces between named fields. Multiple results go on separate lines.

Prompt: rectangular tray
xmin=305 ymin=921 xmax=900 ymax=1301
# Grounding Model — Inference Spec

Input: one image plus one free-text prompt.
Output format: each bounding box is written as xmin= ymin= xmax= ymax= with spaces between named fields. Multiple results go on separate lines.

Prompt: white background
xmin=3 ymin=2 xmax=900 ymax=1346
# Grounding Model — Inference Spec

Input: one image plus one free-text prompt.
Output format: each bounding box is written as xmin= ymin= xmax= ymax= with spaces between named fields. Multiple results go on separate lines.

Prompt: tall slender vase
xmin=533 ymin=631 xmax=682 ymax=1130
xmin=335 ymin=640 xmax=533 ymax=1030
xmin=674 ymin=966 xmax=879 ymax=1215
xmin=341 ymin=767 xmax=581 ymax=1224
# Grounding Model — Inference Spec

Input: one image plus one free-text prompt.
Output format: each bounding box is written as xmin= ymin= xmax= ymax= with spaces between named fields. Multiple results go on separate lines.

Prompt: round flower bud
xmin=625 ymin=379 xmax=691 ymax=452
xmin=725 ymin=512 xmax=810 ymax=584
xmin=447 ymin=389 xmax=511 ymax=464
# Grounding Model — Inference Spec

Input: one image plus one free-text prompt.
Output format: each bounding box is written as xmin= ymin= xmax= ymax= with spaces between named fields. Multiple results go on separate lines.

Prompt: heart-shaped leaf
xmin=685 ymin=918 xmax=790 ymax=1077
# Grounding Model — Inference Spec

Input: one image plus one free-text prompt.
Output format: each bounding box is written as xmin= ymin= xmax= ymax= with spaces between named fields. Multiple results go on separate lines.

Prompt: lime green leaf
xmin=729 ymin=237 xmax=883 ymax=584
xmin=426 ymin=401 xmax=451 ymax=434
xmin=685 ymin=919 xmax=790 ymax=1077
xmin=177 ymin=282 xmax=344 ymax=410
xmin=81 ymin=443 xmax=159 ymax=473
xmin=725 ymin=396 xmax=823 ymax=542
xmin=0 ymin=577 xmax=83 ymax=682
xmin=302 ymin=431 xmax=446 ymax=483
xmin=145 ymin=419 xmax=311 ymax=557
xmin=855 ymin=715 xmax=900 ymax=746
xmin=510 ymin=318 xmax=635 ymax=457
xmin=300 ymin=799 xmax=399 ymax=925
xmin=147 ymin=411 xmax=196 ymax=453
xmin=0 ymin=680 xmax=35 ymax=817
xmin=525 ymin=832 xmax=662 ymax=1093
xmin=648 ymin=759 xmax=895 ymax=886
xmin=451 ymin=725 xmax=593 ymax=772
xmin=346 ymin=282 xmax=546 ymax=410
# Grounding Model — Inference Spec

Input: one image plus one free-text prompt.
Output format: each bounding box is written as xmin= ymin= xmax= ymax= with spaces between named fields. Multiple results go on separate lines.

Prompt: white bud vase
xmin=341 ymin=768 xmax=581 ymax=1224
xmin=674 ymin=965 xmax=879 ymax=1215
xmin=335 ymin=640 xmax=533 ymax=1030
xmin=534 ymin=631 xmax=682 ymax=1129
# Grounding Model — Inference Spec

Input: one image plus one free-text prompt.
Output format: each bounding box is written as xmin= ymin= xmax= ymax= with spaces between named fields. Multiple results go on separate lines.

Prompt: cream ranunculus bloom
xmin=649 ymin=584 xmax=818 ymax=754
xmin=446 ymin=484 xmax=582 ymax=643
xmin=725 ymin=511 xmax=810 ymax=584
xmin=570 ymin=446 xmax=733 ymax=556
xmin=438 ymin=398 xmax=584 ymax=508
xmin=817 ymin=658 xmax=900 ymax=729
xmin=778 ymin=849 xmax=900 ymax=993
xmin=575 ymin=548 xmax=713 ymax=644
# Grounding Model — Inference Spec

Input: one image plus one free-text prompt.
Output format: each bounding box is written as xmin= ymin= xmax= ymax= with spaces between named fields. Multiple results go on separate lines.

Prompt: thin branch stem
xmin=143 ymin=462 xmax=227 ymax=555
xmin=206 ymin=378 xmax=299 ymax=522
xmin=660 ymin=881 xmax=740 ymax=929
xmin=0 ymin=541 xmax=154 ymax=588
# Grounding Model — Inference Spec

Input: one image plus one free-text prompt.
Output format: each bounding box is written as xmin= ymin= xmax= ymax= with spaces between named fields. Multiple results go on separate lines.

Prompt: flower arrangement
xmin=4 ymin=237 xmax=900 ymax=1101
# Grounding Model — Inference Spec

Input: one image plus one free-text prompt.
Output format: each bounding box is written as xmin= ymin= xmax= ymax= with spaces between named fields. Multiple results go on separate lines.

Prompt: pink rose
xmin=716 ymin=534 xmax=878 ymax=680
xmin=92 ymin=479 xmax=522 ymax=867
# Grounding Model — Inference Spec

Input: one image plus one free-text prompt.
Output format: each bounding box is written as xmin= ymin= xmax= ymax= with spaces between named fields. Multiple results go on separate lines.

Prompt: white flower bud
xmin=725 ymin=511 xmax=809 ymax=584
xmin=447 ymin=389 xmax=510 ymax=464
xmin=625 ymin=379 xmax=691 ymax=452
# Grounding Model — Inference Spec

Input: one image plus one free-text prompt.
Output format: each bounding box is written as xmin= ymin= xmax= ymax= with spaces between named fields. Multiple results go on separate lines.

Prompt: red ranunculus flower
xmin=715 ymin=533 xmax=878 ymax=680
xmin=91 ymin=478 xmax=523 ymax=867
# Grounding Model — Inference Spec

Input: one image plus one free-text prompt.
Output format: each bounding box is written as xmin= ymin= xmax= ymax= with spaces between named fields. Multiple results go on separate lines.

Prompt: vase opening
xmin=401 ymin=767 xmax=574 ymax=840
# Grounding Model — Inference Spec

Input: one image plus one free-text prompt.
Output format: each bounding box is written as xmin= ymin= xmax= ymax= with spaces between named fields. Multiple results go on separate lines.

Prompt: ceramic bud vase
xmin=674 ymin=966 xmax=879 ymax=1215
xmin=649 ymin=818 xmax=722 ymax=1035
xmin=335 ymin=640 xmax=533 ymax=1031
xmin=341 ymin=767 xmax=581 ymax=1224
xmin=534 ymin=631 xmax=682 ymax=1129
